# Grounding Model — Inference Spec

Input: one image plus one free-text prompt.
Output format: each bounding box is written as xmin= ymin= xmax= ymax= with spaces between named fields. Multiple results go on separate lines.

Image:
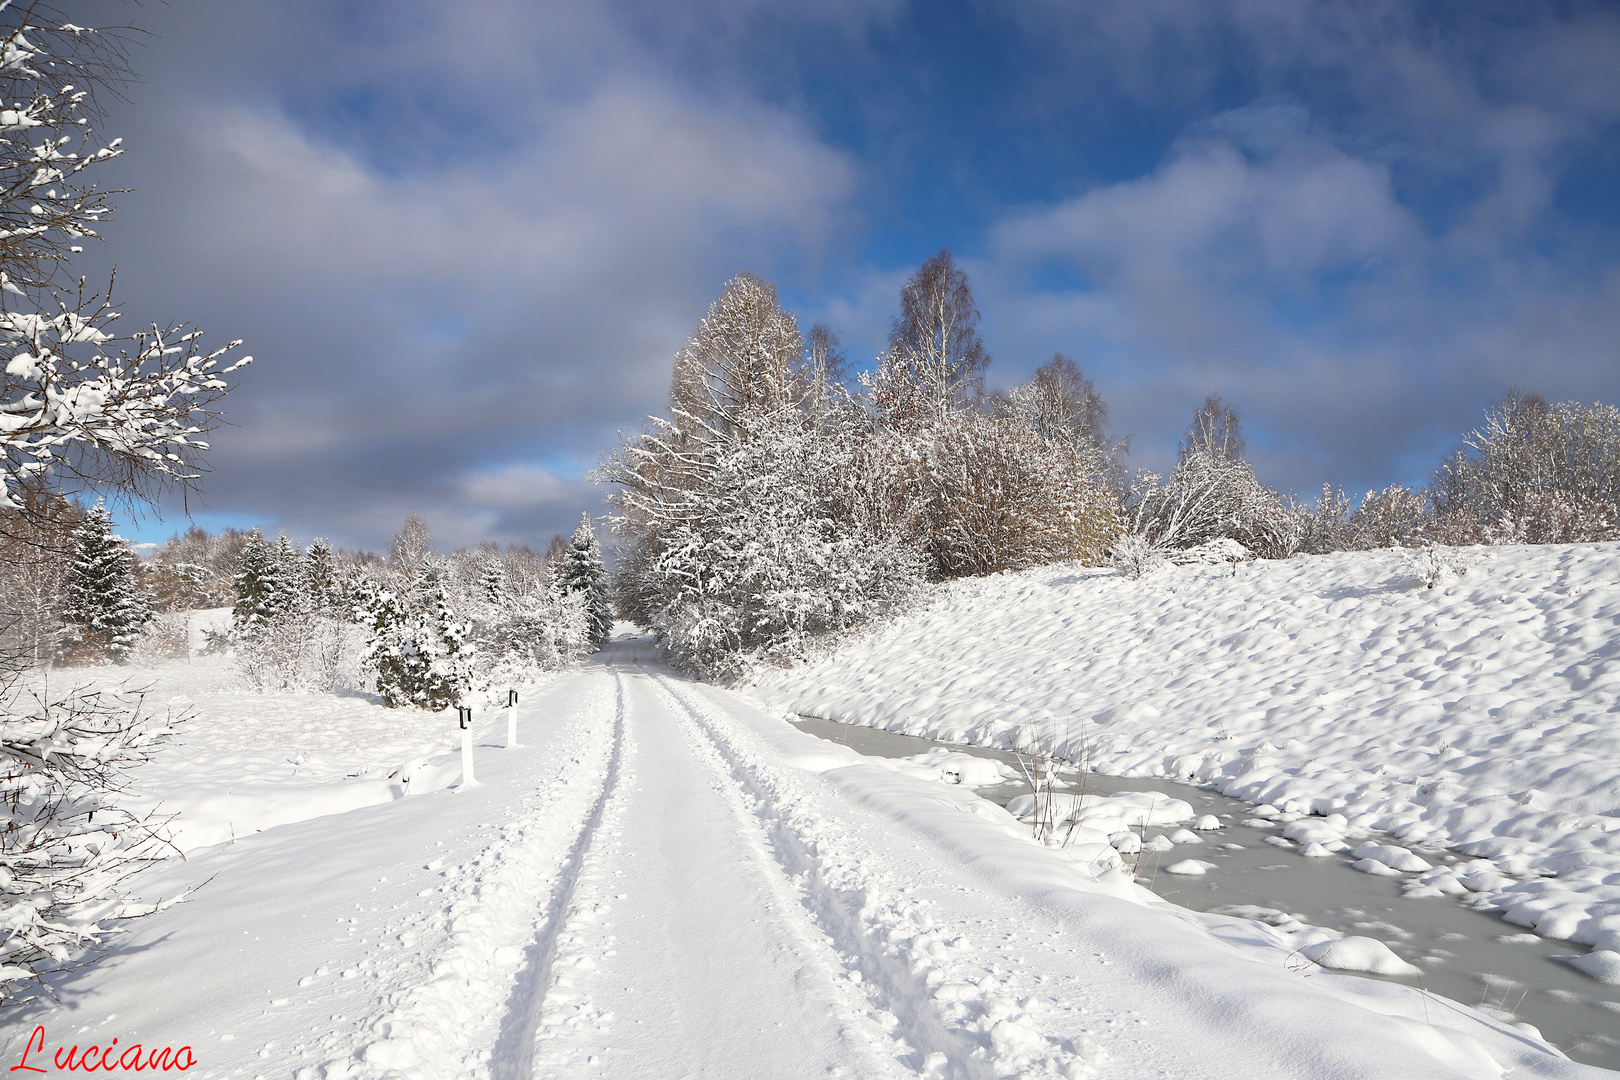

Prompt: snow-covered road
xmin=520 ymin=650 xmax=889 ymax=1079
xmin=3 ymin=638 xmax=1606 ymax=1079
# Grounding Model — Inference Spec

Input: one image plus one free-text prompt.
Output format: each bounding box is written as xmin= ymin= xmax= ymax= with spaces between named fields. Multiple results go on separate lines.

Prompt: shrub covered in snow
xmin=1431 ymin=392 xmax=1620 ymax=544
xmin=0 ymin=683 xmax=178 ymax=1003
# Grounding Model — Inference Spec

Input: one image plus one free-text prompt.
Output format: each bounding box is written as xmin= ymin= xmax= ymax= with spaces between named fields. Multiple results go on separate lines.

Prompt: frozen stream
xmin=790 ymin=716 xmax=1620 ymax=1071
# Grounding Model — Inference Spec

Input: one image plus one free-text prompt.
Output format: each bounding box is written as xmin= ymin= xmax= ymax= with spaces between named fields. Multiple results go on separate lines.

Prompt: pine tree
xmin=59 ymin=503 xmax=151 ymax=664
xmin=559 ymin=514 xmax=612 ymax=648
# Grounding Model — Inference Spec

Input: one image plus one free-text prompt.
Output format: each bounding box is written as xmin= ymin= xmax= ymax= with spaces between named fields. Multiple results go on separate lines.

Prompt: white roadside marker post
xmin=505 ymin=689 xmax=520 ymax=748
xmin=457 ymin=705 xmax=479 ymax=788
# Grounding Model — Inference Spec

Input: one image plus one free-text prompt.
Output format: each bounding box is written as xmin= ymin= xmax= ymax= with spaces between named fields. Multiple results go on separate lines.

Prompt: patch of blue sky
xmin=117 ymin=510 xmax=267 ymax=547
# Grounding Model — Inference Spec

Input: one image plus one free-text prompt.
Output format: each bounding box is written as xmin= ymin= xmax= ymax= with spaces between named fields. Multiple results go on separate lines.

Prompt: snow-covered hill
xmin=750 ymin=543 xmax=1620 ymax=963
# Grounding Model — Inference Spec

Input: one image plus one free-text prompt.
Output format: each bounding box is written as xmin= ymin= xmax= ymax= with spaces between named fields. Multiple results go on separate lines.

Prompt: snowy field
xmin=0 ymin=625 xmax=1610 ymax=1078
xmin=751 ymin=544 xmax=1620 ymax=990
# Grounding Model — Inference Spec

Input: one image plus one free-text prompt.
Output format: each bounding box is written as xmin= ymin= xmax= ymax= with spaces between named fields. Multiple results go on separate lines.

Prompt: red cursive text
xmin=10 ymin=1028 xmax=194 ymax=1073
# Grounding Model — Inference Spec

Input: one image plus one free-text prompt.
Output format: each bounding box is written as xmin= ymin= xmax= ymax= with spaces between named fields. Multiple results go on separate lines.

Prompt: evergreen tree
xmin=59 ymin=503 xmax=151 ymax=663
xmin=232 ymin=529 xmax=288 ymax=632
xmin=479 ymin=557 xmax=507 ymax=607
xmin=274 ymin=531 xmax=309 ymax=616
xmin=362 ymin=568 xmax=472 ymax=710
xmin=560 ymin=513 xmax=612 ymax=648
xmin=305 ymin=538 xmax=340 ymax=614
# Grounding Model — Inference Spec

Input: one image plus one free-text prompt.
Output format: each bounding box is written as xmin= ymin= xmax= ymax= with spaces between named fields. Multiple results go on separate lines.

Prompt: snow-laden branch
xmin=0 ymin=286 xmax=251 ymax=508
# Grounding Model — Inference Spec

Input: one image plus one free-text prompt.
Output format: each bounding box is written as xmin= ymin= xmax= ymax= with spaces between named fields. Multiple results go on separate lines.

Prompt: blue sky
xmin=75 ymin=0 xmax=1620 ymax=552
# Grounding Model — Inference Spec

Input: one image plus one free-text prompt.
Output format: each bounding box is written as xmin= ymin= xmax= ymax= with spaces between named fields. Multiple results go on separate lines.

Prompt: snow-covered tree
xmin=0 ymin=6 xmax=248 ymax=1000
xmin=0 ymin=685 xmax=177 ymax=1003
xmin=57 ymin=501 xmax=149 ymax=663
xmin=866 ymin=249 xmax=989 ymax=430
xmin=477 ymin=556 xmax=506 ymax=607
xmin=305 ymin=537 xmax=340 ymax=614
xmin=231 ymin=529 xmax=289 ymax=632
xmin=559 ymin=514 xmax=612 ymax=648
xmin=1180 ymin=393 xmax=1246 ymax=464
xmin=0 ymin=487 xmax=80 ymax=664
xmin=1429 ymin=391 xmax=1620 ymax=544
xmin=387 ymin=512 xmax=432 ymax=575
xmin=602 ymin=272 xmax=923 ymax=676
xmin=361 ymin=565 xmax=472 ymax=710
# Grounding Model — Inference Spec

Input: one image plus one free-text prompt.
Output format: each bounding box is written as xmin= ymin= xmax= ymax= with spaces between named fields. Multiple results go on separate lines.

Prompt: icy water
xmin=790 ymin=717 xmax=1620 ymax=1071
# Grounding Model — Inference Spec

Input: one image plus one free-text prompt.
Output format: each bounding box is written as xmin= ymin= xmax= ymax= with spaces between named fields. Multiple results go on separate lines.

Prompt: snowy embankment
xmin=749 ymin=543 xmax=1620 ymax=969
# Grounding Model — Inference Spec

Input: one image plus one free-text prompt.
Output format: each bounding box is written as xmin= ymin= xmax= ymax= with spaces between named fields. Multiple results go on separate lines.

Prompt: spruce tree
xmin=274 ymin=531 xmax=309 ymax=616
xmin=560 ymin=513 xmax=612 ymax=648
xmin=305 ymin=538 xmax=340 ymax=615
xmin=362 ymin=566 xmax=471 ymax=710
xmin=232 ymin=529 xmax=286 ymax=632
xmin=59 ymin=503 xmax=151 ymax=664
xmin=479 ymin=557 xmax=507 ymax=607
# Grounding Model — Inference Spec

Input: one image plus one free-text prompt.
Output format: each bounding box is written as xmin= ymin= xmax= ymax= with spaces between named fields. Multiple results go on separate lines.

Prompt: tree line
xmin=603 ymin=252 xmax=1620 ymax=675
xmin=0 ymin=501 xmax=615 ymax=702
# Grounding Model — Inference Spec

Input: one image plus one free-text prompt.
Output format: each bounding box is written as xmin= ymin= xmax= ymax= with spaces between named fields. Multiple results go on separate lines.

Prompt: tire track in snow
xmin=649 ymin=674 xmax=1105 ymax=1080
xmin=330 ymin=674 xmax=622 ymax=1080
xmin=525 ymin=667 xmax=902 ymax=1079
xmin=487 ymin=669 xmax=628 ymax=1080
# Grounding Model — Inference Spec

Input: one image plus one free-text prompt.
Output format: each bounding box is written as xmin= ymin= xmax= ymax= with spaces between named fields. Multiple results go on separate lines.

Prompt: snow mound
xmin=1301 ymin=937 xmax=1421 ymax=976
xmin=1163 ymin=860 xmax=1217 ymax=876
xmin=1352 ymin=842 xmax=1432 ymax=872
xmin=1563 ymin=949 xmax=1620 ymax=985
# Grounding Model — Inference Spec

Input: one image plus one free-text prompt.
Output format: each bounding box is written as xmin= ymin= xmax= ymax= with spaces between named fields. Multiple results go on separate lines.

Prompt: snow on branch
xmin=0 ymin=284 xmax=251 ymax=509
xmin=0 ymin=681 xmax=179 ymax=1002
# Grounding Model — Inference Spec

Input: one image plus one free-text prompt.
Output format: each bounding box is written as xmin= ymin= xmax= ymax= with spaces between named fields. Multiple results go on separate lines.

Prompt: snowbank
xmin=45 ymin=655 xmax=541 ymax=852
xmin=749 ymin=543 xmax=1620 ymax=954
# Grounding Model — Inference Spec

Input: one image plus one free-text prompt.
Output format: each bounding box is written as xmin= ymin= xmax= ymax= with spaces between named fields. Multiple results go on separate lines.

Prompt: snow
xmin=39 ymin=654 xmax=512 ymax=852
xmin=1302 ymin=937 xmax=1423 ymax=976
xmin=750 ymin=543 xmax=1620 ymax=957
xmin=1163 ymin=859 xmax=1217 ymax=875
xmin=1 ymin=633 xmax=1610 ymax=1078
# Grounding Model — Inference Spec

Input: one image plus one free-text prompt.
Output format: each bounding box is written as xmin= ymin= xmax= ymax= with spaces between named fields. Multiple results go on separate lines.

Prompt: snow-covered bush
xmin=915 ymin=411 xmax=1119 ymax=578
xmin=1125 ymin=451 xmax=1287 ymax=557
xmin=235 ymin=614 xmax=353 ymax=693
xmin=128 ymin=610 xmax=190 ymax=666
xmin=1290 ymin=484 xmax=1352 ymax=555
xmin=1405 ymin=544 xmax=1469 ymax=589
xmin=1167 ymin=537 xmax=1254 ymax=565
xmin=1430 ymin=392 xmax=1620 ymax=544
xmin=466 ymin=585 xmax=590 ymax=699
xmin=1348 ymin=484 xmax=1427 ymax=549
xmin=1109 ymin=533 xmax=1160 ymax=579
xmin=0 ymin=683 xmax=177 ymax=1004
